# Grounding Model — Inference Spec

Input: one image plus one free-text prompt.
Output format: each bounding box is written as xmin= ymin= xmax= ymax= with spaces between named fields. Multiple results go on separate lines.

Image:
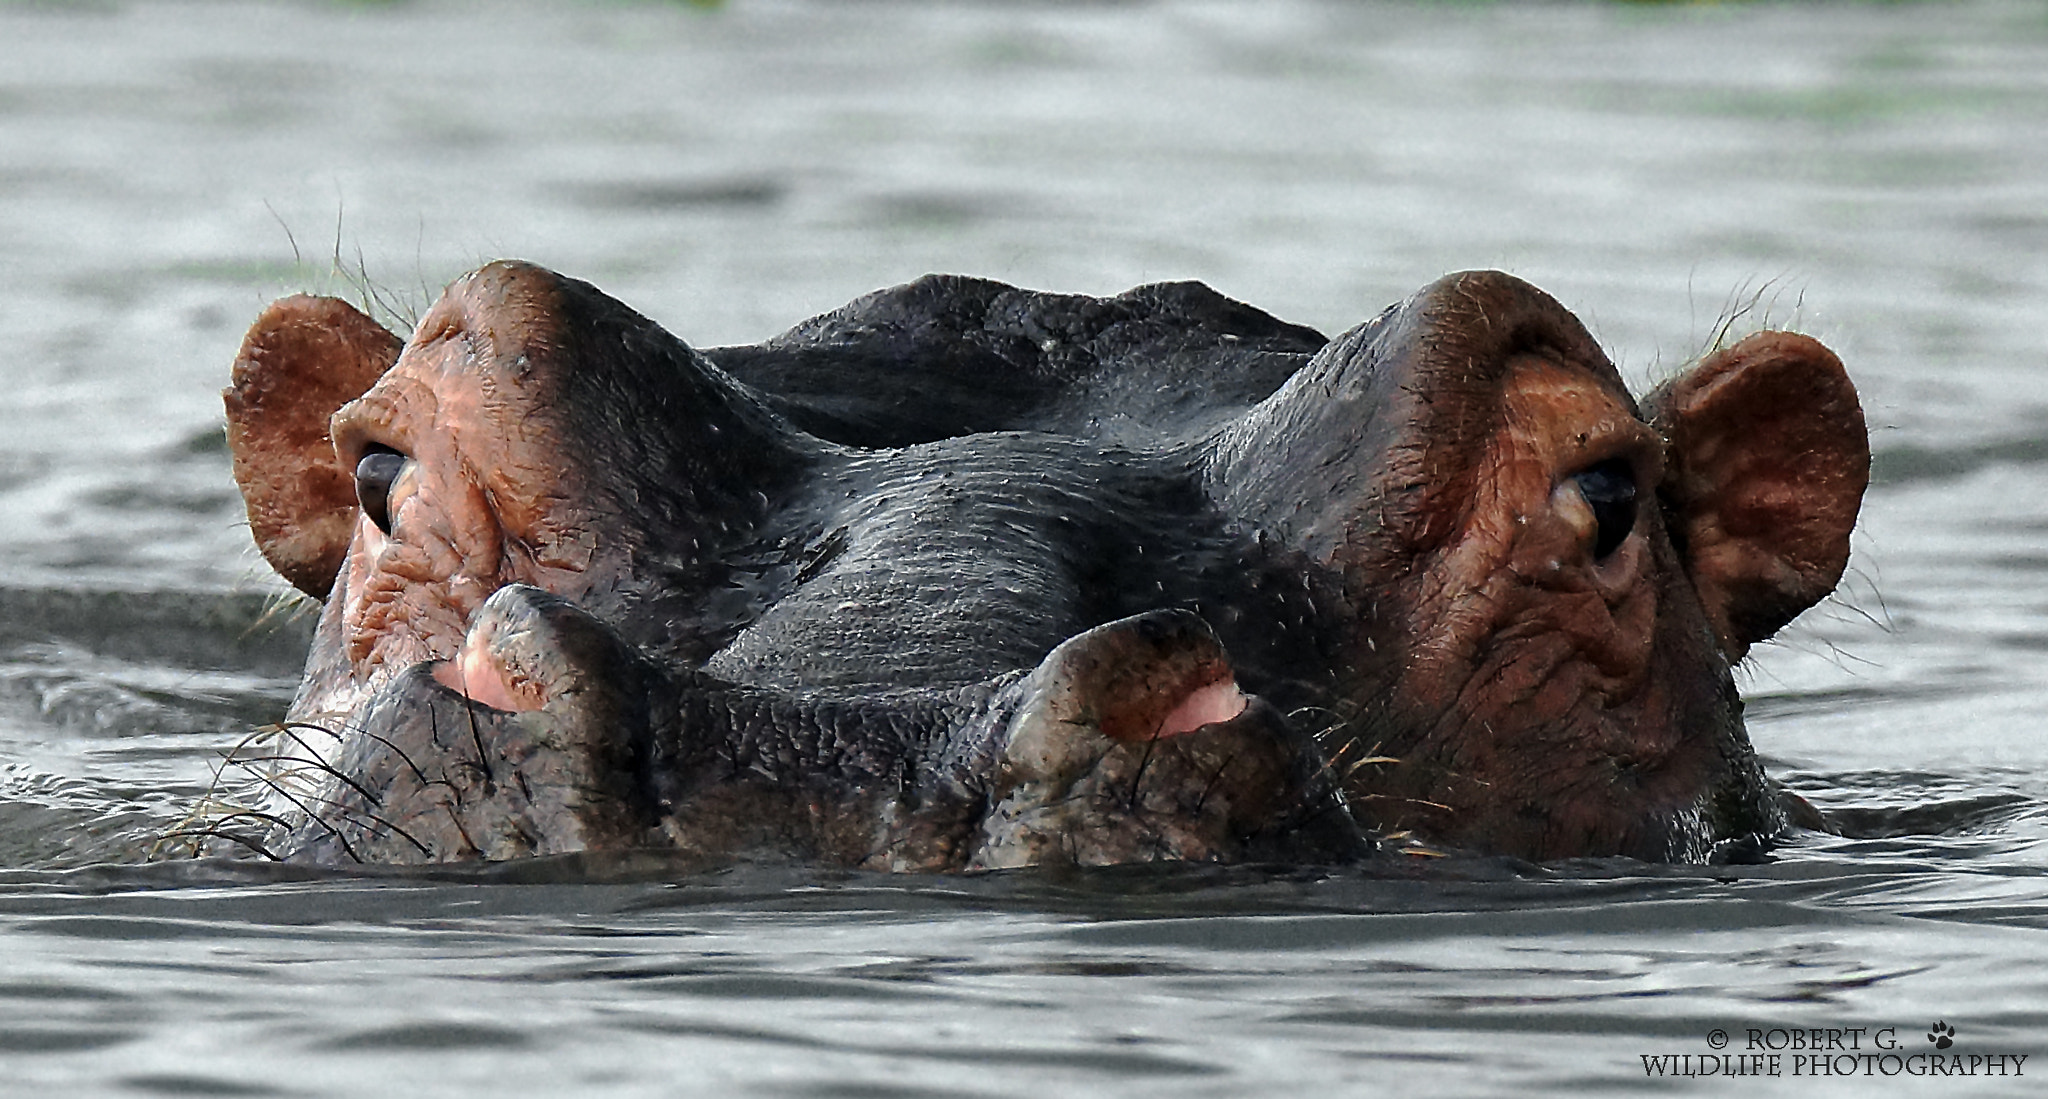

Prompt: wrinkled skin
xmin=216 ymin=261 xmax=1867 ymax=869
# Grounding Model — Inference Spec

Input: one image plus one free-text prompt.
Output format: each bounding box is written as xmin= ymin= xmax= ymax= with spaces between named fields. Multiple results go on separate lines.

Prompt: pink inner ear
xmin=431 ymin=645 xmax=545 ymax=713
xmin=1155 ymin=679 xmax=1249 ymax=738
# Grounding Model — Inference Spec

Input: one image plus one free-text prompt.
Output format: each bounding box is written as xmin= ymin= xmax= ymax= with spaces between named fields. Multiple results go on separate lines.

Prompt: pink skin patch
xmin=429 ymin=636 xmax=545 ymax=713
xmin=1155 ymin=679 xmax=1248 ymax=738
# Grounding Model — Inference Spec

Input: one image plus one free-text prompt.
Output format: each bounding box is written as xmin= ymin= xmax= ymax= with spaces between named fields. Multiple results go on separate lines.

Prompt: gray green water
xmin=1 ymin=1 xmax=2045 ymax=1094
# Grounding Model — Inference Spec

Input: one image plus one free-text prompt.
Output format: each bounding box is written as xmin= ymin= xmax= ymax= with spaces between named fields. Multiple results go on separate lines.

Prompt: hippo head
xmin=228 ymin=265 xmax=805 ymax=704
xmin=217 ymin=262 xmax=1865 ymax=868
xmin=1210 ymin=272 xmax=1866 ymax=859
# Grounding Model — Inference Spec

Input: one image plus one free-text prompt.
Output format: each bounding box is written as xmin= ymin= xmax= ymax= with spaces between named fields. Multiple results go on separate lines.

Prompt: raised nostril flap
xmin=1041 ymin=608 xmax=1240 ymax=741
xmin=427 ymin=583 xmax=644 ymax=715
xmin=1155 ymin=678 xmax=1249 ymax=739
xmin=999 ymin=608 xmax=1251 ymax=788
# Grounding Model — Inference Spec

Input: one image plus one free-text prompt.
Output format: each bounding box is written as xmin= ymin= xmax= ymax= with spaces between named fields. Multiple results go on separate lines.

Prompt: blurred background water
xmin=1 ymin=0 xmax=2045 ymax=1094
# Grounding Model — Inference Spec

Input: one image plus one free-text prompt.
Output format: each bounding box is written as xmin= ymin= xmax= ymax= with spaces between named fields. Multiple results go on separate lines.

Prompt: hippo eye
xmin=355 ymin=446 xmax=409 ymax=535
xmin=1571 ymin=458 xmax=1637 ymax=560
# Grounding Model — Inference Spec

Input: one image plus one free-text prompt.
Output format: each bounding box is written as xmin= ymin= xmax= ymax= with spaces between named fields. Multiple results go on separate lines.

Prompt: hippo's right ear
xmin=223 ymin=296 xmax=403 ymax=599
xmin=1644 ymin=331 xmax=1870 ymax=661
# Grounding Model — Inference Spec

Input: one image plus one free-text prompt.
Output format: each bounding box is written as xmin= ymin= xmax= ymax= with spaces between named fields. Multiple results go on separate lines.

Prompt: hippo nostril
xmin=1571 ymin=458 xmax=1637 ymax=560
xmin=355 ymin=446 xmax=408 ymax=534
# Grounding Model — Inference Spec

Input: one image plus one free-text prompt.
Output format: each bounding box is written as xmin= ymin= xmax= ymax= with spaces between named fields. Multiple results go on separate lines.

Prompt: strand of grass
xmin=243 ymin=769 xmax=365 ymax=864
xmin=1351 ymin=793 xmax=1455 ymax=813
xmin=148 ymin=797 xmax=271 ymax=860
xmin=1125 ymin=732 xmax=1160 ymax=813
xmin=440 ymin=801 xmax=484 ymax=860
xmin=228 ymin=745 xmax=436 ymax=859
xmin=180 ymin=723 xmax=304 ymax=839
xmin=264 ymin=725 xmax=388 ymax=807
xmin=161 ymin=827 xmax=281 ymax=861
xmin=229 ymin=758 xmax=437 ymax=860
xmin=1189 ymin=752 xmax=1239 ymax=818
xmin=155 ymin=811 xmax=299 ymax=862
xmin=360 ymin=719 xmax=459 ymax=800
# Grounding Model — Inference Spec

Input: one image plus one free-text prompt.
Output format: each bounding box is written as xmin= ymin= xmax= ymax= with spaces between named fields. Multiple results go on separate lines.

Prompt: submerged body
xmin=211 ymin=262 xmax=1868 ymax=869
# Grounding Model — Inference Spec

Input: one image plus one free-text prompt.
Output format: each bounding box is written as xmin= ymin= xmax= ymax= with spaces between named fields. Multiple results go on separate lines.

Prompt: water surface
xmin=2 ymin=1 xmax=2045 ymax=1094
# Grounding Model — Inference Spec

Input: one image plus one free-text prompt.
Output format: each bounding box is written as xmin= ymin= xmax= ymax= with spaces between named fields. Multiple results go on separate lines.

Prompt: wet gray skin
xmin=219 ymin=261 xmax=1867 ymax=868
xmin=291 ymin=589 xmax=1359 ymax=869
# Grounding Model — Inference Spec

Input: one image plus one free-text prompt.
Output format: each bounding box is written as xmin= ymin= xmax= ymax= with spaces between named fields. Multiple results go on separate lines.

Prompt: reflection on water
xmin=1 ymin=0 xmax=2046 ymax=1094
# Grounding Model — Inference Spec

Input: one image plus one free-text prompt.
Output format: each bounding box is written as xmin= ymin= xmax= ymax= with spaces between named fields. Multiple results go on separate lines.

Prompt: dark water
xmin=2 ymin=0 xmax=2046 ymax=1094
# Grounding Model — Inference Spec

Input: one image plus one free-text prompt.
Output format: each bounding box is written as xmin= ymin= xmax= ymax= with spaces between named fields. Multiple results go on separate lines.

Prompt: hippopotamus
xmin=209 ymin=260 xmax=1867 ymax=870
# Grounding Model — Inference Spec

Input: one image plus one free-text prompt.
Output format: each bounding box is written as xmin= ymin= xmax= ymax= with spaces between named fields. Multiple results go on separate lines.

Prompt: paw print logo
xmin=1928 ymin=1021 xmax=1956 ymax=1049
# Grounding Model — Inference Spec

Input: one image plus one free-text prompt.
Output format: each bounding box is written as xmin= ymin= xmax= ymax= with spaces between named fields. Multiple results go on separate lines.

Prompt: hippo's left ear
xmin=1644 ymin=331 xmax=1870 ymax=661
xmin=224 ymin=295 xmax=403 ymax=600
